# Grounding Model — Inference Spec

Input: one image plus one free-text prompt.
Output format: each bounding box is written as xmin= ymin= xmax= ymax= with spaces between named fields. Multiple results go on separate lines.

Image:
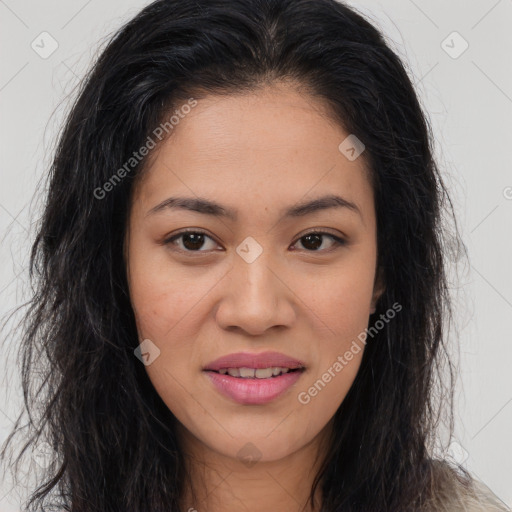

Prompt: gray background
xmin=0 ymin=0 xmax=511 ymax=509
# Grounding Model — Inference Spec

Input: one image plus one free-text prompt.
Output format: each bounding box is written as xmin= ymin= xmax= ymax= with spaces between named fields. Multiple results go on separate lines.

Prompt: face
xmin=125 ymin=82 xmax=384 ymax=464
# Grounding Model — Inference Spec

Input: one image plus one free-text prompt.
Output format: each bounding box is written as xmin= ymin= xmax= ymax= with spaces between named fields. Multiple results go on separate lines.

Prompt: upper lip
xmin=203 ymin=351 xmax=305 ymax=371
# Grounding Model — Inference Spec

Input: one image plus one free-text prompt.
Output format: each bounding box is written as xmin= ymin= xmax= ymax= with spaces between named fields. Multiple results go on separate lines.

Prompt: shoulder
xmin=424 ymin=458 xmax=511 ymax=512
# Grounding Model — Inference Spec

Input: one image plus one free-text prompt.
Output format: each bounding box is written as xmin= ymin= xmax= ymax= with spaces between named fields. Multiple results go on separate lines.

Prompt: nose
xmin=214 ymin=252 xmax=296 ymax=336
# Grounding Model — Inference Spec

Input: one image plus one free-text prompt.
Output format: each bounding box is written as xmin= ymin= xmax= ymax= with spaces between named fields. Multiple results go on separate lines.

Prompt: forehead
xmin=132 ymin=83 xmax=374 ymax=225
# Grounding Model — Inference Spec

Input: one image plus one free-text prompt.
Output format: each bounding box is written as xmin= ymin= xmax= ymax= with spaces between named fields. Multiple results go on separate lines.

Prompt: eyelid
xmin=293 ymin=227 xmax=346 ymax=242
xmin=163 ymin=228 xmax=221 ymax=251
xmin=163 ymin=228 xmax=347 ymax=254
xmin=291 ymin=229 xmax=347 ymax=252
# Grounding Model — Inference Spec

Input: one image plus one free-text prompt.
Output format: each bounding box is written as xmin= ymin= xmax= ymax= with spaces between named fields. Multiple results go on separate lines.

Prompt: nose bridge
xmin=215 ymin=244 xmax=294 ymax=334
xmin=234 ymin=246 xmax=279 ymax=311
xmin=233 ymin=234 xmax=277 ymax=293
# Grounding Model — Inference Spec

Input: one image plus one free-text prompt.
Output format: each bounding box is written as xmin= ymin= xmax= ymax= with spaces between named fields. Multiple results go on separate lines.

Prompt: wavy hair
xmin=1 ymin=0 xmax=474 ymax=510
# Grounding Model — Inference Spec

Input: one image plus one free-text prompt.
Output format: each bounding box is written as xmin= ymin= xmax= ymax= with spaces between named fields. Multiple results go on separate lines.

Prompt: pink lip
xmin=204 ymin=369 xmax=304 ymax=405
xmin=203 ymin=351 xmax=306 ymax=405
xmin=203 ymin=351 xmax=305 ymax=371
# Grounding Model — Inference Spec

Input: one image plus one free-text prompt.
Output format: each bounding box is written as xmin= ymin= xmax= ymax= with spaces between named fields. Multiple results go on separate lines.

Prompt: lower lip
xmin=204 ymin=370 xmax=304 ymax=405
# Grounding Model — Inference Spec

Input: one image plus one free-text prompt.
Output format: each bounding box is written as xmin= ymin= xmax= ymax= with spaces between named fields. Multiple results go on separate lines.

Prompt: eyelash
xmin=163 ymin=228 xmax=347 ymax=255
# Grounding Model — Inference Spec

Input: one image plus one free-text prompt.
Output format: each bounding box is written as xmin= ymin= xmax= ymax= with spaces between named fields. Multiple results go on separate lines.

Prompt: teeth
xmin=239 ymin=367 xmax=256 ymax=378
xmin=218 ymin=367 xmax=297 ymax=378
xmin=255 ymin=368 xmax=273 ymax=379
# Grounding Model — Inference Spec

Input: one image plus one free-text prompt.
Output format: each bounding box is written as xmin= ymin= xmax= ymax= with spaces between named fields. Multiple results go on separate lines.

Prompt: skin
xmin=125 ymin=81 xmax=385 ymax=512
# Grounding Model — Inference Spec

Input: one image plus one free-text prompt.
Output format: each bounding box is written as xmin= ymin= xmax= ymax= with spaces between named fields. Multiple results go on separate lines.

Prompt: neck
xmin=177 ymin=421 xmax=332 ymax=512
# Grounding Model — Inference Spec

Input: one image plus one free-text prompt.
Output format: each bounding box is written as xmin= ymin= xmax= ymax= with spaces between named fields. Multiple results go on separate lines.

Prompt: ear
xmin=370 ymin=266 xmax=385 ymax=314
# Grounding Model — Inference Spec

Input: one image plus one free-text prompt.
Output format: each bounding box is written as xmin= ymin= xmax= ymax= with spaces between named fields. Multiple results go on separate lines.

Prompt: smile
xmin=214 ymin=366 xmax=299 ymax=378
xmin=204 ymin=368 xmax=305 ymax=405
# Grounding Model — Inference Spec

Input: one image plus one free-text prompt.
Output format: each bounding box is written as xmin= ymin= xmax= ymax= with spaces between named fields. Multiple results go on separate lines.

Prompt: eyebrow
xmin=147 ymin=194 xmax=362 ymax=221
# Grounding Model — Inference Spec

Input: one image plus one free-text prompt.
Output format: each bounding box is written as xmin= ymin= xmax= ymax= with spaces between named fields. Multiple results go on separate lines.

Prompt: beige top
xmin=425 ymin=460 xmax=510 ymax=511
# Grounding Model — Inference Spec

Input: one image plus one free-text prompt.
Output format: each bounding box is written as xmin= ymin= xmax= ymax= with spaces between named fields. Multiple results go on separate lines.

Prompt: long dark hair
xmin=1 ymin=0 xmax=471 ymax=510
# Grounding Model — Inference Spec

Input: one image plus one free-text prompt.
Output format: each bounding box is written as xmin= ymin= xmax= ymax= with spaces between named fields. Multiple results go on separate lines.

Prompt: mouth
xmin=205 ymin=366 xmax=304 ymax=378
xmin=203 ymin=350 xmax=305 ymax=373
xmin=202 ymin=351 xmax=306 ymax=405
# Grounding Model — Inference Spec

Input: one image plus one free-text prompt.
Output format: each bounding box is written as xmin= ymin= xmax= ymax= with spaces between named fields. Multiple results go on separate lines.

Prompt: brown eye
xmin=180 ymin=233 xmax=207 ymax=251
xmin=292 ymin=232 xmax=346 ymax=252
xmin=164 ymin=230 xmax=219 ymax=252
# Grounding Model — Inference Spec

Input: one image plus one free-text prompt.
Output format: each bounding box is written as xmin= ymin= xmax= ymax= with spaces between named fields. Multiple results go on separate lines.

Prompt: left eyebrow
xmin=146 ymin=194 xmax=362 ymax=221
xmin=284 ymin=194 xmax=362 ymax=219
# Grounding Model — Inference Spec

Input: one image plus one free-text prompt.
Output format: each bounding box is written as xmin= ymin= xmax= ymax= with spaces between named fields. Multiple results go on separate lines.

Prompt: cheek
xmin=127 ymin=248 xmax=226 ymax=395
xmin=128 ymin=267 xmax=205 ymax=416
xmin=291 ymin=258 xmax=375 ymax=409
xmin=130 ymin=280 xmax=190 ymax=339
xmin=294 ymin=257 xmax=376 ymax=337
xmin=127 ymin=243 xmax=219 ymax=338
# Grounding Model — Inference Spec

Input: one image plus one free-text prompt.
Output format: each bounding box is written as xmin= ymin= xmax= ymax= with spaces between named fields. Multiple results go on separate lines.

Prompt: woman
xmin=0 ymin=0 xmax=508 ymax=511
